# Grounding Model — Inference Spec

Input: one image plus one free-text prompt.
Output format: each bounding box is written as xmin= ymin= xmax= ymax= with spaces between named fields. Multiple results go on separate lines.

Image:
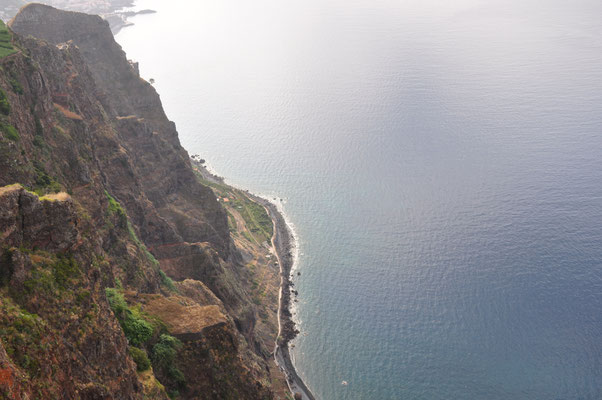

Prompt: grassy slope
xmin=0 ymin=20 xmax=16 ymax=59
xmin=193 ymin=172 xmax=273 ymax=244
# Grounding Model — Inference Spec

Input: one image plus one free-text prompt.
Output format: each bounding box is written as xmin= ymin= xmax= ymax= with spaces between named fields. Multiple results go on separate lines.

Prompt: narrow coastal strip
xmin=191 ymin=158 xmax=316 ymax=400
xmin=260 ymin=199 xmax=317 ymax=400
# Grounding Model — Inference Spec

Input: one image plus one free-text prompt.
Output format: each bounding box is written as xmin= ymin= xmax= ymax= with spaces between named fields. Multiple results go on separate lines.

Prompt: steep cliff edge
xmin=0 ymin=4 xmax=288 ymax=399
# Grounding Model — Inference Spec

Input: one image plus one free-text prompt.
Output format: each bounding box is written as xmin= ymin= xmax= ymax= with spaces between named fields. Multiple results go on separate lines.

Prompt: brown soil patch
xmin=141 ymin=294 xmax=227 ymax=336
xmin=53 ymin=103 xmax=83 ymax=120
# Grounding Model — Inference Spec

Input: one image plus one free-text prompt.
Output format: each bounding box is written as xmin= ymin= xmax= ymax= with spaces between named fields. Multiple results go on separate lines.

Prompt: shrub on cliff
xmin=124 ymin=316 xmax=153 ymax=347
xmin=105 ymin=288 xmax=127 ymax=313
xmin=105 ymin=288 xmax=153 ymax=346
xmin=32 ymin=162 xmax=62 ymax=194
xmin=0 ymin=88 xmax=10 ymax=115
xmin=159 ymin=270 xmax=176 ymax=292
xmin=31 ymin=116 xmax=46 ymax=148
xmin=105 ymin=191 xmax=127 ymax=221
xmin=0 ymin=122 xmax=18 ymax=141
xmin=52 ymin=255 xmax=80 ymax=290
xmin=152 ymin=334 xmax=186 ymax=387
xmin=151 ymin=334 xmax=181 ymax=369
xmin=129 ymin=346 xmax=151 ymax=372
xmin=9 ymin=78 xmax=23 ymax=94
xmin=0 ymin=20 xmax=15 ymax=59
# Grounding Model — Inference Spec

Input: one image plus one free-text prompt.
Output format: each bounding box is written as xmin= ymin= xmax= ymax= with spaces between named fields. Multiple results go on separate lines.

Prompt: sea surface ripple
xmin=117 ymin=0 xmax=602 ymax=398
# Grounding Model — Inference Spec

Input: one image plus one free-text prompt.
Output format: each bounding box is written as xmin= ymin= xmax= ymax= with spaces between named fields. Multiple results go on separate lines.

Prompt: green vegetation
xmin=152 ymin=334 xmax=185 ymax=387
xmin=105 ymin=191 xmax=176 ymax=298
xmin=105 ymin=190 xmax=127 ymax=221
xmin=20 ymin=253 xmax=81 ymax=296
xmin=105 ymin=190 xmax=160 ymax=268
xmin=0 ymin=296 xmax=45 ymax=377
xmin=232 ymin=196 xmax=272 ymax=242
xmin=0 ymin=20 xmax=16 ymax=59
xmin=192 ymin=170 xmax=230 ymax=193
xmin=151 ymin=334 xmax=181 ymax=368
xmin=0 ymin=248 xmax=102 ymax=392
xmin=0 ymin=249 xmax=94 ymax=381
xmin=32 ymin=161 xmax=62 ymax=195
xmin=75 ymin=289 xmax=91 ymax=304
xmin=9 ymin=78 xmax=23 ymax=94
xmin=32 ymin=135 xmax=45 ymax=147
xmin=105 ymin=288 xmax=153 ymax=346
xmin=159 ymin=270 xmax=176 ymax=292
xmin=226 ymin=210 xmax=237 ymax=233
xmin=129 ymin=345 xmax=151 ymax=371
xmin=127 ymin=220 xmax=160 ymax=267
xmin=51 ymin=255 xmax=80 ymax=290
xmin=0 ymin=88 xmax=10 ymax=115
xmin=1 ymin=122 xmax=18 ymax=141
xmin=105 ymin=288 xmax=186 ymax=391
xmin=1 ymin=59 xmax=25 ymax=94
xmin=35 ymin=117 xmax=43 ymax=136
xmin=242 ymin=230 xmax=255 ymax=244
xmin=194 ymin=172 xmax=273 ymax=243
xmin=32 ymin=117 xmax=45 ymax=147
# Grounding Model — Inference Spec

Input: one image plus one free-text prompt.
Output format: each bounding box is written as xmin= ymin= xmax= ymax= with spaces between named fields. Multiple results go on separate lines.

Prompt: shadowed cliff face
xmin=10 ymin=3 xmax=230 ymax=257
xmin=0 ymin=4 xmax=282 ymax=399
xmin=8 ymin=4 xmax=260 ymax=319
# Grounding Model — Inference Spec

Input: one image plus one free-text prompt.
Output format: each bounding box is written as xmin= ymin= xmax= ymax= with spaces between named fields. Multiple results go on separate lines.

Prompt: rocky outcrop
xmin=0 ymin=4 xmax=285 ymax=399
xmin=136 ymin=294 xmax=227 ymax=341
xmin=0 ymin=185 xmax=144 ymax=399
xmin=8 ymin=3 xmax=258 ymax=318
xmin=11 ymin=3 xmax=229 ymax=254
xmin=0 ymin=185 xmax=77 ymax=251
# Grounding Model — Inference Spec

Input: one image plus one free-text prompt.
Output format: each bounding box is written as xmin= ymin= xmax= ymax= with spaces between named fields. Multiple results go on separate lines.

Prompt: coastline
xmin=262 ymin=199 xmax=316 ymax=400
xmin=0 ymin=0 xmax=155 ymax=34
xmin=106 ymin=8 xmax=156 ymax=34
xmin=191 ymin=158 xmax=316 ymax=400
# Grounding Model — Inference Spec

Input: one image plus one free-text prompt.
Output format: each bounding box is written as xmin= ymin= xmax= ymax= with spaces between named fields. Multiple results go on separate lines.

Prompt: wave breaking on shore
xmin=190 ymin=158 xmax=315 ymax=400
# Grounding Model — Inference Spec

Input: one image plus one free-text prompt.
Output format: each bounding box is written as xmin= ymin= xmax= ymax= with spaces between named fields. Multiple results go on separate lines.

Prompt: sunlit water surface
xmin=117 ymin=1 xmax=602 ymax=398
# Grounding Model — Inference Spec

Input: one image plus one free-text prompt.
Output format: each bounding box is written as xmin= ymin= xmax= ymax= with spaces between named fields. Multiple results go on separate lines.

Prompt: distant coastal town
xmin=0 ymin=0 xmax=153 ymax=33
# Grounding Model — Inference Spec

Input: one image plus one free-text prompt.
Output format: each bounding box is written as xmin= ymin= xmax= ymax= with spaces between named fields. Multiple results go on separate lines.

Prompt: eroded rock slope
xmin=0 ymin=4 xmax=284 ymax=399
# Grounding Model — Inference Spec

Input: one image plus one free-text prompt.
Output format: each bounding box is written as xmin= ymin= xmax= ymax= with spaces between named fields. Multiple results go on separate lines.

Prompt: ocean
xmin=116 ymin=0 xmax=602 ymax=398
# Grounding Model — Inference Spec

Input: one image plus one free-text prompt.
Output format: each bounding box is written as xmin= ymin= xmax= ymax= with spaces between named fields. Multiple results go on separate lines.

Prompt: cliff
xmin=0 ymin=4 xmax=287 ymax=399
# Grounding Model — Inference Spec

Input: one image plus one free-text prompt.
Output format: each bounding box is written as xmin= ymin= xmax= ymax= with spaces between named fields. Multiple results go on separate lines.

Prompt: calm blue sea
xmin=116 ymin=0 xmax=602 ymax=398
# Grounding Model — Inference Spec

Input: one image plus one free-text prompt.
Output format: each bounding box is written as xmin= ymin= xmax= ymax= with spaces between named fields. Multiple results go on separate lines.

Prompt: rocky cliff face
xmin=0 ymin=4 xmax=284 ymax=399
xmin=0 ymin=185 xmax=144 ymax=399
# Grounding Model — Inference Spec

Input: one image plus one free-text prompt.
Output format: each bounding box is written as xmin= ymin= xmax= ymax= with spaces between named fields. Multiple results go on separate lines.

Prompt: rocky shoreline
xmin=191 ymin=158 xmax=316 ymax=400
xmin=262 ymin=199 xmax=316 ymax=400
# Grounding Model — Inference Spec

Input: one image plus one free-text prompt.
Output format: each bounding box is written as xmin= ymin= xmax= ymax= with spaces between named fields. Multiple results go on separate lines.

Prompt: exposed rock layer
xmin=0 ymin=4 xmax=286 ymax=399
